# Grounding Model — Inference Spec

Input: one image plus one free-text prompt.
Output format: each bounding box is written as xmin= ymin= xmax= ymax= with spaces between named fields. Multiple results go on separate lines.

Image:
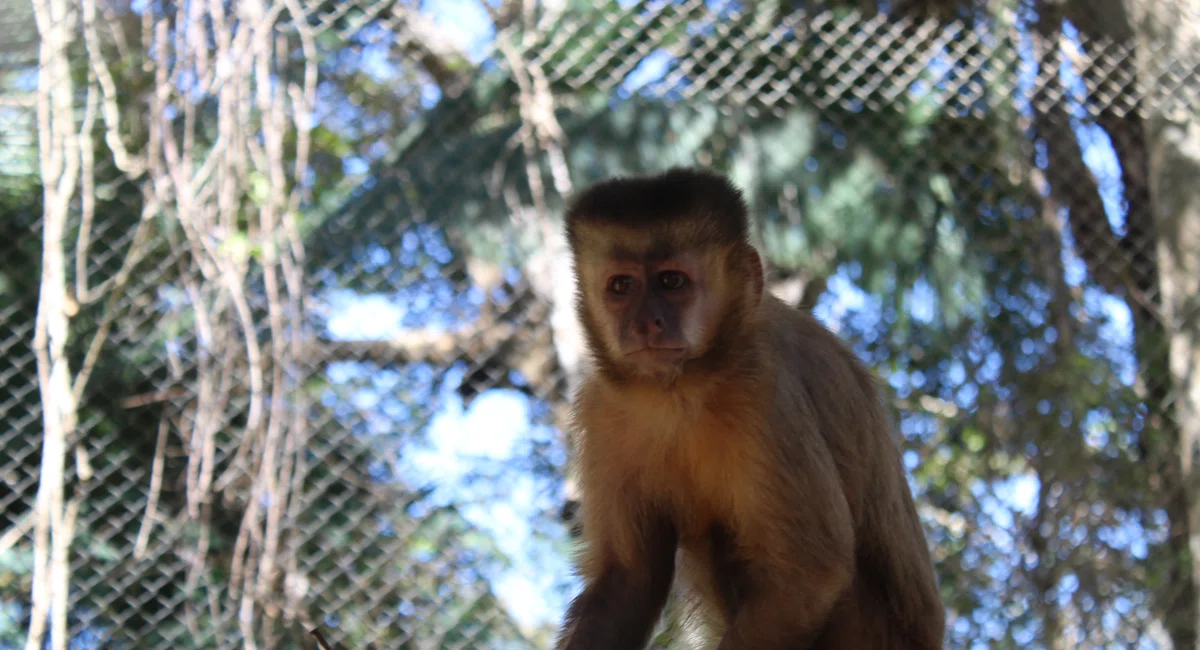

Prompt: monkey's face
xmin=579 ymin=247 xmax=722 ymax=381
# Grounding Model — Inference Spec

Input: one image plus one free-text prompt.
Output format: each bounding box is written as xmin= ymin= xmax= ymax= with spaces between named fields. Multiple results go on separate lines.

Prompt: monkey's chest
xmin=595 ymin=390 xmax=768 ymax=535
xmin=643 ymin=426 xmax=762 ymax=539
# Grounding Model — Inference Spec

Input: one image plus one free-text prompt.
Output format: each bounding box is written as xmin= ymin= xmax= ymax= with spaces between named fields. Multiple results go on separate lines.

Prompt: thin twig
xmin=133 ymin=415 xmax=171 ymax=558
xmin=70 ymin=213 xmax=155 ymax=405
xmin=309 ymin=629 xmax=345 ymax=650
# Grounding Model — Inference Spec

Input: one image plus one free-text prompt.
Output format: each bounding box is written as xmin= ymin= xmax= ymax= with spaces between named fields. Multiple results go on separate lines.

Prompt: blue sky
xmin=324 ymin=283 xmax=577 ymax=631
xmin=423 ymin=0 xmax=497 ymax=62
xmin=341 ymin=0 xmax=579 ymax=632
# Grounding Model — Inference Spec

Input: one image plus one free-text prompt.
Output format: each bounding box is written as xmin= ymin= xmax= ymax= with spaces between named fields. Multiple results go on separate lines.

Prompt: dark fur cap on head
xmin=563 ymin=167 xmax=752 ymax=252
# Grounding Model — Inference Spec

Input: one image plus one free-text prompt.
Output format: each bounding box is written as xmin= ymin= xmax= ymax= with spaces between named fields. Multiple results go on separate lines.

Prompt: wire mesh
xmin=2 ymin=0 xmax=1199 ymax=648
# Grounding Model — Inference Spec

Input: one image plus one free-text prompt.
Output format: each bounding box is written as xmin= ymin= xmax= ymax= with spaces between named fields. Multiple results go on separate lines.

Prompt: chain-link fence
xmin=2 ymin=0 xmax=1199 ymax=648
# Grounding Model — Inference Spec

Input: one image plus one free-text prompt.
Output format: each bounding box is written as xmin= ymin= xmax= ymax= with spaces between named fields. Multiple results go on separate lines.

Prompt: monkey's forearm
xmin=557 ymin=514 xmax=677 ymax=650
xmin=556 ymin=564 xmax=673 ymax=650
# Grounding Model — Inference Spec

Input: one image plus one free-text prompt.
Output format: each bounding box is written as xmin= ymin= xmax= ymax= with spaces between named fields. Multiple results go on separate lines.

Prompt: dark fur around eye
xmin=658 ymin=271 xmax=689 ymax=291
xmin=608 ymin=276 xmax=634 ymax=295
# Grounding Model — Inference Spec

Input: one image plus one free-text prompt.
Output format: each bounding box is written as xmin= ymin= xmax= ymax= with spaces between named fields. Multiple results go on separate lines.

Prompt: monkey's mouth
xmin=625 ymin=347 xmax=687 ymax=364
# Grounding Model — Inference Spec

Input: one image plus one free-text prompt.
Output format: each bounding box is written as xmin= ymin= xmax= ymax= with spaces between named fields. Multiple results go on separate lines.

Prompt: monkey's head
xmin=564 ymin=167 xmax=765 ymax=385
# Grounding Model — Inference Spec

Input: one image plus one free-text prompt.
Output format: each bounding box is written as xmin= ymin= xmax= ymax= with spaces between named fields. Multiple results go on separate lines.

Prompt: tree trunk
xmin=1040 ymin=0 xmax=1200 ymax=644
xmin=1129 ymin=1 xmax=1200 ymax=647
xmin=1150 ymin=112 xmax=1200 ymax=649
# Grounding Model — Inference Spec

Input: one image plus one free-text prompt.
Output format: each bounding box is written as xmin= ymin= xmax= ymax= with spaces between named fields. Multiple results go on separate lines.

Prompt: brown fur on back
xmin=758 ymin=297 xmax=945 ymax=648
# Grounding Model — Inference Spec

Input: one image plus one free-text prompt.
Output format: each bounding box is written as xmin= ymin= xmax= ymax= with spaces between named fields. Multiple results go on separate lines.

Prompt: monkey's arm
xmin=555 ymin=508 xmax=677 ymax=650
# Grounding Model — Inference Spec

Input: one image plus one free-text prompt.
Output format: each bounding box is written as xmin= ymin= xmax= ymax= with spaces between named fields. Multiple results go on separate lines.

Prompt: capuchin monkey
xmin=554 ymin=168 xmax=945 ymax=650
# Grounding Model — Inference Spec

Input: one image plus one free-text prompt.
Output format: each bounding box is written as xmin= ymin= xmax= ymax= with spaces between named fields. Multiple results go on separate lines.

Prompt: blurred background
xmin=1 ymin=0 xmax=1198 ymax=648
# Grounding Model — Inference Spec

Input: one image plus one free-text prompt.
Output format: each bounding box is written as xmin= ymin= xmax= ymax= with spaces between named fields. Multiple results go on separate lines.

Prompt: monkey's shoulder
xmin=759 ymin=298 xmax=881 ymax=389
xmin=759 ymin=298 xmax=850 ymax=355
xmin=755 ymin=297 xmax=893 ymax=446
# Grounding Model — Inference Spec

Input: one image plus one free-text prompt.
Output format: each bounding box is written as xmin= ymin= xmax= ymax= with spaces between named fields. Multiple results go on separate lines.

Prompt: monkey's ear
xmin=746 ymin=246 xmax=765 ymax=299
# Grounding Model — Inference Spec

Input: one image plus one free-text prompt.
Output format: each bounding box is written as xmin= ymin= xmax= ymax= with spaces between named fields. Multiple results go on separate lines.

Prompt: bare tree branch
xmin=28 ymin=1 xmax=82 ymax=648
xmin=310 ymin=321 xmax=521 ymax=367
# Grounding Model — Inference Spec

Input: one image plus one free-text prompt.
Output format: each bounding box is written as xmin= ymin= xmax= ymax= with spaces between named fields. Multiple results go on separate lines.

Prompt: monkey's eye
xmin=657 ymin=271 xmax=689 ymax=291
xmin=607 ymin=275 xmax=634 ymax=295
